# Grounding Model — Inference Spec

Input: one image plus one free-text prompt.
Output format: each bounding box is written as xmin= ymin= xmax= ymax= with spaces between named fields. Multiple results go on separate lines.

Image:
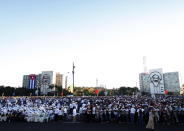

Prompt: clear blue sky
xmin=1 ymin=0 xmax=184 ymax=88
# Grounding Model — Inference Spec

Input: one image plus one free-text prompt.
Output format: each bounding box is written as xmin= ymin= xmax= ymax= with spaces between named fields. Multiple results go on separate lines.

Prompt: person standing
xmin=137 ymin=107 xmax=144 ymax=127
xmin=64 ymin=106 xmax=68 ymax=121
xmin=73 ymin=107 xmax=77 ymax=122
xmin=92 ymin=105 xmax=96 ymax=122
xmin=130 ymin=106 xmax=136 ymax=125
xmin=146 ymin=109 xmax=155 ymax=130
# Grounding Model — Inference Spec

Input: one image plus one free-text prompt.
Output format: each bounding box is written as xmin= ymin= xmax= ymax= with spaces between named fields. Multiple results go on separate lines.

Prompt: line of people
xmin=0 ymin=96 xmax=184 ymax=129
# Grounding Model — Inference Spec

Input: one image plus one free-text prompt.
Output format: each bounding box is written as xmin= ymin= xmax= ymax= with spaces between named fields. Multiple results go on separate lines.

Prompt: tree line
xmin=0 ymin=85 xmax=139 ymax=96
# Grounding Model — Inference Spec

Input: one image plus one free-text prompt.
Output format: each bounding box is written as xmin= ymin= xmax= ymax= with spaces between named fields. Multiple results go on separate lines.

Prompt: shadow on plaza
xmin=0 ymin=122 xmax=183 ymax=131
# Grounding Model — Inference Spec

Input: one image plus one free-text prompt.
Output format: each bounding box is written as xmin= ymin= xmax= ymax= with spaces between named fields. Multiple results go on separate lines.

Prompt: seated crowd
xmin=0 ymin=96 xmax=184 ymax=127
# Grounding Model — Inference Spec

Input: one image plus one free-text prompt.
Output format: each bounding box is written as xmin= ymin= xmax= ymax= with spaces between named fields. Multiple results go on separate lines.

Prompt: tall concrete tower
xmin=96 ymin=78 xmax=98 ymax=88
xmin=143 ymin=56 xmax=148 ymax=73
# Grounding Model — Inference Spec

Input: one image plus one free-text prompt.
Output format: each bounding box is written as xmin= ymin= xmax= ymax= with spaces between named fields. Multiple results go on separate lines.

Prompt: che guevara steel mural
xmin=149 ymin=69 xmax=165 ymax=94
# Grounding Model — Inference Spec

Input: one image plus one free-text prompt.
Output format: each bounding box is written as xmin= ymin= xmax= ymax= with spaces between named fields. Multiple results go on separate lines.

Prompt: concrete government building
xmin=139 ymin=68 xmax=181 ymax=95
xmin=22 ymin=71 xmax=63 ymax=95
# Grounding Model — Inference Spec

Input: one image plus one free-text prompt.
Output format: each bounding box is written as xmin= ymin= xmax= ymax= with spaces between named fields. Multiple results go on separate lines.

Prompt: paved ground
xmin=0 ymin=122 xmax=183 ymax=131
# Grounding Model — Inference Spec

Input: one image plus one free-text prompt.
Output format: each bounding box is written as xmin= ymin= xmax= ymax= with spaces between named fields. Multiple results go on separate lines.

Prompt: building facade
xmin=55 ymin=73 xmax=63 ymax=87
xmin=139 ymin=69 xmax=180 ymax=95
xmin=23 ymin=71 xmax=53 ymax=95
xmin=164 ymin=72 xmax=180 ymax=94
xmin=22 ymin=75 xmax=29 ymax=88
xmin=149 ymin=69 xmax=165 ymax=94
xmin=40 ymin=71 xmax=53 ymax=95
xmin=139 ymin=73 xmax=150 ymax=93
xmin=22 ymin=74 xmax=38 ymax=89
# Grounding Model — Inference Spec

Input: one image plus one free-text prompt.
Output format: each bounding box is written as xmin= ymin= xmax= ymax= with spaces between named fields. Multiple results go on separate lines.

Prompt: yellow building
xmin=55 ymin=73 xmax=63 ymax=87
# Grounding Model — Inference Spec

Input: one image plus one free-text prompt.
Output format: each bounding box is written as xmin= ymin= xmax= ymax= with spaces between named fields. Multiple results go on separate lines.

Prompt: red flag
xmin=95 ymin=89 xmax=99 ymax=95
xmin=165 ymin=90 xmax=168 ymax=95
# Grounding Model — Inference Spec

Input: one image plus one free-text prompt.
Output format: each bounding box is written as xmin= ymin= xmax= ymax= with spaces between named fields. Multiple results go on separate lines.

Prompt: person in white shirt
xmin=130 ymin=106 xmax=135 ymax=124
xmin=64 ymin=107 xmax=68 ymax=120
xmin=92 ymin=106 xmax=96 ymax=122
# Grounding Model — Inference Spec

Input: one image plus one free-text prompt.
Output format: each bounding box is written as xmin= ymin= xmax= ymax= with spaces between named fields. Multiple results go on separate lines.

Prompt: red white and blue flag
xmin=29 ymin=75 xmax=36 ymax=89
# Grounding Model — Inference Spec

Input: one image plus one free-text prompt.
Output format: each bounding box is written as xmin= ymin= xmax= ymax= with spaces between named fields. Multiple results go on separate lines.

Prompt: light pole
xmin=72 ymin=62 xmax=75 ymax=95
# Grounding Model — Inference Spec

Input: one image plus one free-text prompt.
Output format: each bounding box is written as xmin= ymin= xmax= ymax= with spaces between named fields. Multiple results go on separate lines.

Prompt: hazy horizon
xmin=1 ymin=0 xmax=184 ymax=88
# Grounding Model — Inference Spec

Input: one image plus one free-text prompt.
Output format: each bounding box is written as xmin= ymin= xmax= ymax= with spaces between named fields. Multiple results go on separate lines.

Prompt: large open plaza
xmin=0 ymin=121 xmax=184 ymax=131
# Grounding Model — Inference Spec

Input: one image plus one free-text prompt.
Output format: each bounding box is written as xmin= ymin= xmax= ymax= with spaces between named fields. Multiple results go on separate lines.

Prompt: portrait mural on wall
xmin=149 ymin=69 xmax=165 ymax=94
xmin=40 ymin=72 xmax=53 ymax=95
xmin=42 ymin=74 xmax=50 ymax=85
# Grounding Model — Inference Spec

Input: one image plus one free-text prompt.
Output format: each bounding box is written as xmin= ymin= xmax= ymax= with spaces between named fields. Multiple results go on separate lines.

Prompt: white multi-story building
xmin=23 ymin=71 xmax=65 ymax=95
xmin=164 ymin=72 xmax=180 ymax=94
xmin=139 ymin=73 xmax=150 ymax=93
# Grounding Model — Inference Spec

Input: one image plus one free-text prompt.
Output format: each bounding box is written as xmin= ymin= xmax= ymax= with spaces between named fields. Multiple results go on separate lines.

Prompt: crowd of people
xmin=0 ymin=96 xmax=184 ymax=129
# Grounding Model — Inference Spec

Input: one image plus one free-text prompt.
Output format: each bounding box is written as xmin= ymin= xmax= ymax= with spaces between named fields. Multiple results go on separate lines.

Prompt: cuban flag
xmin=29 ymin=75 xmax=36 ymax=89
